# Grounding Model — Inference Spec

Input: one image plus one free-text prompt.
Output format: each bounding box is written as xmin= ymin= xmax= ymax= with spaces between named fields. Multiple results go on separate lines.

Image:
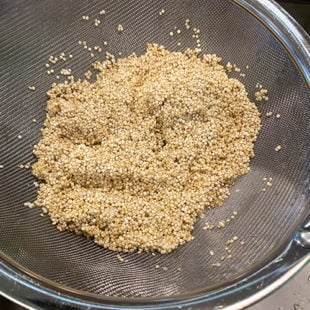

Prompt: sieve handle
xmin=294 ymin=216 xmax=310 ymax=249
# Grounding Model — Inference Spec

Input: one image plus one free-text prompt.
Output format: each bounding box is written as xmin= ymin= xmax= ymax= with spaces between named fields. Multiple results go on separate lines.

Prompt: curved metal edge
xmin=235 ymin=0 xmax=310 ymax=86
xmin=0 ymin=240 xmax=309 ymax=310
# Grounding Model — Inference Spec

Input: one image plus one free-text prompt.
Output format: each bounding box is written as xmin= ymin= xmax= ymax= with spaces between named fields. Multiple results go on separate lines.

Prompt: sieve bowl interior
xmin=0 ymin=0 xmax=309 ymax=303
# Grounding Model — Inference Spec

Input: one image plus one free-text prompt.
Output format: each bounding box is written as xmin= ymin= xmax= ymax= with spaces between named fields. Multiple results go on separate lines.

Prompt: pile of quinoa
xmin=32 ymin=44 xmax=261 ymax=254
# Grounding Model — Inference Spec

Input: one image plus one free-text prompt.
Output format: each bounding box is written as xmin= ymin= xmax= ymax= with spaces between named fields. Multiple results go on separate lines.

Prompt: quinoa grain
xmin=32 ymin=44 xmax=261 ymax=254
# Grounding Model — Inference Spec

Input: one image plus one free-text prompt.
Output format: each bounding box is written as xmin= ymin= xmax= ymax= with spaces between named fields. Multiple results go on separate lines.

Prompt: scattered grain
xmin=275 ymin=145 xmax=282 ymax=152
xmin=24 ymin=201 xmax=35 ymax=208
xmin=211 ymin=263 xmax=221 ymax=267
xmin=116 ymin=254 xmax=125 ymax=262
xmin=255 ymin=87 xmax=268 ymax=101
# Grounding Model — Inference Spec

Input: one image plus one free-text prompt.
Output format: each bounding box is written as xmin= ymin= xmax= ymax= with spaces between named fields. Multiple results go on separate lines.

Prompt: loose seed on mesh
xmin=185 ymin=19 xmax=190 ymax=29
xmin=24 ymin=202 xmax=34 ymax=208
xmin=275 ymin=145 xmax=282 ymax=152
xmin=211 ymin=263 xmax=221 ymax=267
xmin=28 ymin=86 xmax=36 ymax=91
xmin=116 ymin=254 xmax=125 ymax=262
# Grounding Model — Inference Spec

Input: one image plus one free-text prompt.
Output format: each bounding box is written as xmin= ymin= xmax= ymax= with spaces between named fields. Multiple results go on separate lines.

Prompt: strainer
xmin=0 ymin=0 xmax=309 ymax=309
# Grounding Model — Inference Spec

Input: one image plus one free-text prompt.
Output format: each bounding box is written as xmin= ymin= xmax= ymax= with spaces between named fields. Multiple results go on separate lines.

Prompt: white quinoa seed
xmin=24 ymin=202 xmax=34 ymax=208
xmin=211 ymin=263 xmax=221 ymax=267
xmin=116 ymin=254 xmax=125 ymax=262
xmin=31 ymin=44 xmax=261 ymax=254
xmin=275 ymin=145 xmax=282 ymax=152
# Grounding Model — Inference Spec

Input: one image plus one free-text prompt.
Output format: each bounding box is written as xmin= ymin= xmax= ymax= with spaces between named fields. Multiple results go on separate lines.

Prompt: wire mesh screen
xmin=0 ymin=0 xmax=309 ymax=298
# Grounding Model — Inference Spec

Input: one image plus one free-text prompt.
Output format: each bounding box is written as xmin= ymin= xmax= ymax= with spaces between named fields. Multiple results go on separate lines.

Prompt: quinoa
xmin=32 ymin=44 xmax=261 ymax=254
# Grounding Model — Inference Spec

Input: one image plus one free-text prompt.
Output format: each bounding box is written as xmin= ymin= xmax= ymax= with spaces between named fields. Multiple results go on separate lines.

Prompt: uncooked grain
xmin=32 ymin=44 xmax=261 ymax=254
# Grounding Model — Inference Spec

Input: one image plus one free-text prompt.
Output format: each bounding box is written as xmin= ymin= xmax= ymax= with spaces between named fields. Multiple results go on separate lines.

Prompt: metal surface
xmin=0 ymin=0 xmax=309 ymax=309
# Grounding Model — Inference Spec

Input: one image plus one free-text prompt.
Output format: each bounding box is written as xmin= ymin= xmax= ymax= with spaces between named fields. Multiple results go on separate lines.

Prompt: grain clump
xmin=32 ymin=44 xmax=261 ymax=254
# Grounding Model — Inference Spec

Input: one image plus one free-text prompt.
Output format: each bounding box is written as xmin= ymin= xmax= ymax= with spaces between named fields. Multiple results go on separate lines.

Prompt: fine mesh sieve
xmin=0 ymin=0 xmax=309 ymax=309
